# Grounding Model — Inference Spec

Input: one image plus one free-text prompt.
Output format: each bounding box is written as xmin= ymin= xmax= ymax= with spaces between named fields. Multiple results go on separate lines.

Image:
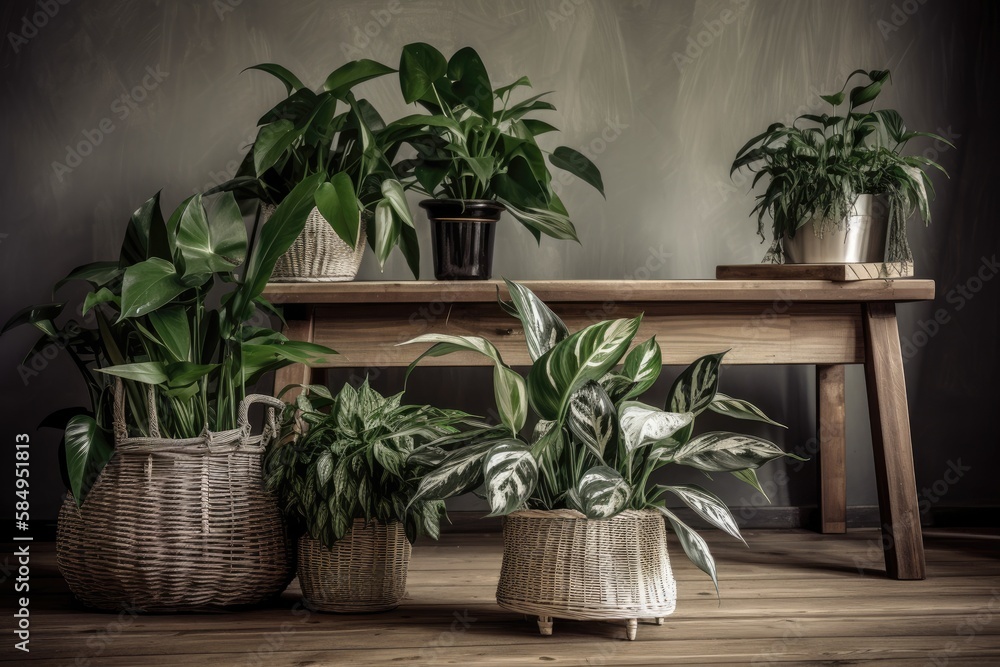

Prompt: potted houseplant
xmin=221 ymin=59 xmax=419 ymax=281
xmin=2 ymin=183 xmax=336 ymax=611
xmin=731 ymin=69 xmax=952 ymax=265
xmin=400 ymin=280 xmax=796 ymax=640
xmin=384 ymin=43 xmax=605 ymax=280
xmin=264 ymin=381 xmax=485 ymax=612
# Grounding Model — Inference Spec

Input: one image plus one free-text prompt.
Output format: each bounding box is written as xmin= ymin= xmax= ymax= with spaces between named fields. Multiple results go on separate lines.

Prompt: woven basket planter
xmin=267 ymin=204 xmax=367 ymax=282
xmin=496 ymin=509 xmax=676 ymax=640
xmin=57 ymin=382 xmax=292 ymax=612
xmin=296 ymin=520 xmax=411 ymax=612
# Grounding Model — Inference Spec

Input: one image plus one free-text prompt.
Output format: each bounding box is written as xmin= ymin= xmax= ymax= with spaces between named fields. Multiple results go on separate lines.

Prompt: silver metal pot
xmin=782 ymin=194 xmax=889 ymax=263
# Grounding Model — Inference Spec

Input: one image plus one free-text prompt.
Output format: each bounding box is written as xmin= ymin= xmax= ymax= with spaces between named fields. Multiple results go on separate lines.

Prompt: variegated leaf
xmin=529 ymin=419 xmax=563 ymax=483
xmin=599 ymin=372 xmax=635 ymax=403
xmin=315 ymin=450 xmax=334 ymax=489
xmin=527 ymin=315 xmax=642 ymax=421
xmin=657 ymin=506 xmax=719 ymax=596
xmin=407 ymin=440 xmax=496 ymax=506
xmin=400 ymin=333 xmax=526 ymax=435
xmin=482 ymin=441 xmax=538 ymax=516
xmin=709 ymin=392 xmax=785 ymax=427
xmin=667 ymin=351 xmax=727 ymax=414
xmin=574 ymin=466 xmax=630 ymax=519
xmin=660 ymin=484 xmax=745 ymax=544
xmin=502 ymin=279 xmax=569 ymax=361
xmin=619 ymin=402 xmax=694 ymax=456
xmin=567 ymin=381 xmax=616 ymax=462
xmin=672 ymin=432 xmax=794 ymax=472
xmin=620 ymin=336 xmax=662 ymax=400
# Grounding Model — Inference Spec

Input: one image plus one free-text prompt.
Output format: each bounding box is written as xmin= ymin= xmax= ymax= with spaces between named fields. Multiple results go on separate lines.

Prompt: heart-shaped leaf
xmin=572 ymin=466 xmax=629 ymax=519
xmin=399 ymin=42 xmax=448 ymax=104
xmin=118 ymin=258 xmax=187 ymax=320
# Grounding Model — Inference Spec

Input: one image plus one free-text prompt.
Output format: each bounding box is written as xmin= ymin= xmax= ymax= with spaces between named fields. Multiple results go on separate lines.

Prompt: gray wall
xmin=2 ymin=0 xmax=996 ymax=522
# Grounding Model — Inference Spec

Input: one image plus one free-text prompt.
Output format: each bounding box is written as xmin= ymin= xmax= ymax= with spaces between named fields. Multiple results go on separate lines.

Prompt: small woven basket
xmin=267 ymin=204 xmax=367 ymax=282
xmin=496 ymin=508 xmax=676 ymax=640
xmin=297 ymin=520 xmax=411 ymax=612
xmin=57 ymin=381 xmax=292 ymax=612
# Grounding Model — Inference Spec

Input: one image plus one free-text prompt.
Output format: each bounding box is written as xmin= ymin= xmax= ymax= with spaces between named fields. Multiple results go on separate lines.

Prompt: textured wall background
xmin=1 ymin=0 xmax=996 ymax=522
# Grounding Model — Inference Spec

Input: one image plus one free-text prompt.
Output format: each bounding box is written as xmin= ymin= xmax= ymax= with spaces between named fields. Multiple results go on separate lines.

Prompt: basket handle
xmin=112 ymin=378 xmax=160 ymax=442
xmin=238 ymin=394 xmax=285 ymax=444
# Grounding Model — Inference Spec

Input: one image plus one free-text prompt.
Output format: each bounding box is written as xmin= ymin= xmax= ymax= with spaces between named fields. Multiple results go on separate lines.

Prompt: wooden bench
xmin=264 ymin=279 xmax=935 ymax=580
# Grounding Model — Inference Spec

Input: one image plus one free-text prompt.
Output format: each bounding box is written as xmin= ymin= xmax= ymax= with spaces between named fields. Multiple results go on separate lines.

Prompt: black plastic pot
xmin=420 ymin=199 xmax=505 ymax=280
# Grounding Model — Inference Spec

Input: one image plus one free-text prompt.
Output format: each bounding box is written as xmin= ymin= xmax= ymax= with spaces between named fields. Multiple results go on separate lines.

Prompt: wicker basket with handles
xmin=56 ymin=380 xmax=292 ymax=611
xmin=496 ymin=508 xmax=677 ymax=640
xmin=267 ymin=204 xmax=368 ymax=282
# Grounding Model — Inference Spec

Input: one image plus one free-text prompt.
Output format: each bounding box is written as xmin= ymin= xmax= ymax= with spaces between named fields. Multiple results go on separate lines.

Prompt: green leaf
xmin=314 ymin=173 xmax=361 ymax=249
xmin=232 ymin=172 xmax=325 ymax=325
xmin=820 ymin=92 xmax=845 ymax=106
xmin=1 ymin=303 xmax=64 ymax=337
xmin=502 ymin=279 xmax=569 ymax=361
xmin=572 ymin=466 xmax=629 ymax=519
xmin=667 ymin=351 xmax=727 ymax=415
xmin=175 ymin=193 xmax=247 ymax=280
xmin=731 ymin=468 xmax=768 ymax=500
xmin=381 ymin=179 xmax=414 ymax=228
xmin=245 ymin=63 xmax=305 ymax=95
xmin=322 ymin=59 xmax=396 ymax=96
xmin=672 ymin=432 xmax=797 ymax=472
xmin=566 ymin=381 xmax=616 ymax=462
xmin=96 ymin=361 xmax=168 ymax=385
xmin=119 ymin=192 xmax=172 ymax=266
xmin=658 ymin=507 xmax=719 ymax=597
xmin=619 ymin=402 xmax=693 ymax=457
xmin=54 ymin=261 xmax=122 ymax=292
xmin=482 ymin=441 xmax=537 ymax=516
xmin=399 ymin=42 xmax=448 ymax=104
xmin=82 ymin=288 xmax=119 ymax=315
xmin=373 ymin=200 xmax=399 ymax=269
xmin=253 ymin=119 xmax=299 ymax=176
xmin=549 ymin=146 xmax=605 ymax=197
xmin=494 ymin=75 xmax=531 ymax=99
xmin=708 ymin=393 xmax=785 ymax=427
xmin=398 ymin=222 xmax=421 ymax=279
xmin=661 ymin=484 xmax=745 ymax=545
xmin=502 ymin=203 xmax=580 ymax=242
xmin=526 ymin=315 xmax=642 ymax=421
xmin=620 ymin=336 xmax=662 ymax=400
xmin=65 ymin=415 xmax=114 ymax=507
xmin=147 ymin=306 xmax=191 ymax=363
xmin=118 ymin=258 xmax=187 ymax=320
xmin=522 ymin=119 xmax=559 ymax=136
xmin=448 ymin=46 xmax=493 ymax=119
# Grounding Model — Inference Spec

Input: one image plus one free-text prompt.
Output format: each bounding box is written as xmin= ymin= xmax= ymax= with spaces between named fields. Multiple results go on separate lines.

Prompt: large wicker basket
xmin=297 ymin=520 xmax=411 ymax=612
xmin=57 ymin=382 xmax=292 ymax=612
xmin=496 ymin=509 xmax=676 ymax=640
xmin=267 ymin=204 xmax=367 ymax=282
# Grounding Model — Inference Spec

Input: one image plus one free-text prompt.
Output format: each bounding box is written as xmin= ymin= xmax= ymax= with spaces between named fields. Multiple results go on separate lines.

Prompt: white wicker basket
xmin=496 ymin=509 xmax=677 ymax=640
xmin=265 ymin=204 xmax=367 ymax=282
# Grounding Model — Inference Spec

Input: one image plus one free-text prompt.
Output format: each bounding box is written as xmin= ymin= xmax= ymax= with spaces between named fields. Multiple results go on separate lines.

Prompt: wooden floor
xmin=5 ymin=529 xmax=1000 ymax=666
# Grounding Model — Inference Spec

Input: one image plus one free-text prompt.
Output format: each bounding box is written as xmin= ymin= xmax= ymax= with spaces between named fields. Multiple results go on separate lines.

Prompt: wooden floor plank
xmin=5 ymin=529 xmax=999 ymax=666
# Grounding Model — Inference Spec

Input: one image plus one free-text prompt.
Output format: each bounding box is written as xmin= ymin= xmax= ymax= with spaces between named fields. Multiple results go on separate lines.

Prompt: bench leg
xmin=863 ymin=303 xmax=926 ymax=580
xmin=273 ymin=305 xmax=316 ymax=403
xmin=817 ymin=364 xmax=847 ymax=534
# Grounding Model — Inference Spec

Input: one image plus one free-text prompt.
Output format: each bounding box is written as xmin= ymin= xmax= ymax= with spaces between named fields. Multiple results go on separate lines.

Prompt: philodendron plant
xmin=264 ymin=381 xmax=488 ymax=546
xmin=401 ymin=280 xmax=799 ymax=592
xmin=2 ymin=182 xmax=335 ymax=506
xmin=221 ymin=60 xmax=419 ymax=276
xmin=731 ymin=69 xmax=952 ymax=263
xmin=383 ymin=42 xmax=605 ymax=242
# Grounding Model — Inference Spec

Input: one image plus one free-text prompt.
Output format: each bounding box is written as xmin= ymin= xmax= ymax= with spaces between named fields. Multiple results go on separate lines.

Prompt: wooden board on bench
xmin=716 ymin=262 xmax=913 ymax=281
